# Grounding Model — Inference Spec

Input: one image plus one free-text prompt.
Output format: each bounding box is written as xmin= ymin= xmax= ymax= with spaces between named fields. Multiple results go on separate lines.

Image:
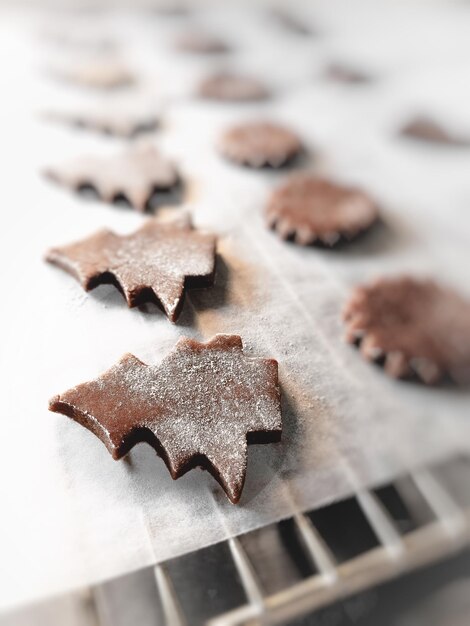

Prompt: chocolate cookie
xmin=153 ymin=2 xmax=188 ymax=16
xmin=265 ymin=174 xmax=378 ymax=246
xmin=343 ymin=277 xmax=470 ymax=384
xmin=49 ymin=334 xmax=282 ymax=503
xmin=219 ymin=121 xmax=303 ymax=168
xmin=400 ymin=117 xmax=469 ymax=147
xmin=198 ymin=72 xmax=269 ymax=102
xmin=44 ymin=110 xmax=159 ymax=138
xmin=325 ymin=63 xmax=372 ymax=84
xmin=57 ymin=60 xmax=135 ymax=90
xmin=271 ymin=8 xmax=314 ymax=36
xmin=46 ymin=215 xmax=216 ymax=322
xmin=175 ymin=31 xmax=229 ymax=54
xmin=44 ymin=144 xmax=179 ymax=212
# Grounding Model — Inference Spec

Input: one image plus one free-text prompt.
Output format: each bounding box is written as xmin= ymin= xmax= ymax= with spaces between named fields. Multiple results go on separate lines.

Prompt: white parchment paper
xmin=1 ymin=0 xmax=469 ymax=611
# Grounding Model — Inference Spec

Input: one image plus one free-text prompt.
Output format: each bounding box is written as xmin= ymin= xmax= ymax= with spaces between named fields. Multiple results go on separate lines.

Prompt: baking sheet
xmin=1 ymin=0 xmax=470 ymax=612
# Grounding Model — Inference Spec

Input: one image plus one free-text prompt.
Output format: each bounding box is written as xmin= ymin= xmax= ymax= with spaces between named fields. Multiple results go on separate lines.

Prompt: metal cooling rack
xmin=4 ymin=454 xmax=470 ymax=626
xmin=96 ymin=454 xmax=470 ymax=626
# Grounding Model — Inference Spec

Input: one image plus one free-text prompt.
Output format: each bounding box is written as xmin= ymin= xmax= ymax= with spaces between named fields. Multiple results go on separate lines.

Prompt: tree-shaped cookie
xmin=49 ymin=335 xmax=282 ymax=503
xmin=44 ymin=144 xmax=179 ymax=212
xmin=46 ymin=215 xmax=216 ymax=322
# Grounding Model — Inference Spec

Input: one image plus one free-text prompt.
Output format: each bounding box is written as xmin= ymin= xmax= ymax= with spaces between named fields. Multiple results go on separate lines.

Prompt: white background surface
xmin=0 ymin=0 xmax=469 ymax=613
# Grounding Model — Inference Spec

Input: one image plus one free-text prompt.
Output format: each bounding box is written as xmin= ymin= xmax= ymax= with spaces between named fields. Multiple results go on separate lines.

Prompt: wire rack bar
xmin=293 ymin=513 xmax=338 ymax=582
xmin=411 ymin=468 xmax=467 ymax=535
xmin=228 ymin=537 xmax=265 ymax=610
xmin=355 ymin=488 xmax=403 ymax=555
xmin=154 ymin=564 xmax=188 ymax=626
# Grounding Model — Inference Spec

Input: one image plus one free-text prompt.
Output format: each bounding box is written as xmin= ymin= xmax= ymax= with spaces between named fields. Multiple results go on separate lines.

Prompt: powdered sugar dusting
xmin=266 ymin=174 xmax=378 ymax=244
xmin=45 ymin=144 xmax=178 ymax=210
xmin=220 ymin=121 xmax=302 ymax=168
xmin=52 ymin=335 xmax=282 ymax=502
xmin=47 ymin=217 xmax=216 ymax=320
xmin=343 ymin=277 xmax=470 ymax=384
